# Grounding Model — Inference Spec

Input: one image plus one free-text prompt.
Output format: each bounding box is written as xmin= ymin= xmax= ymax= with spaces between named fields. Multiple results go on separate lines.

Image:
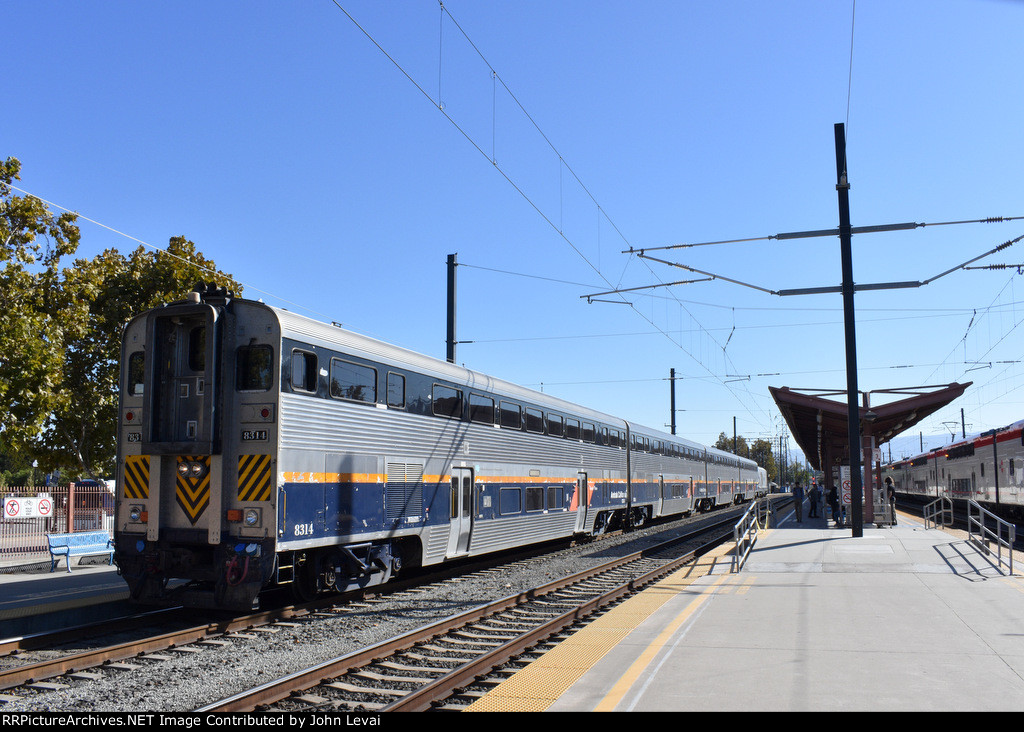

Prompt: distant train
xmin=882 ymin=420 xmax=1024 ymax=520
xmin=114 ymin=286 xmax=766 ymax=610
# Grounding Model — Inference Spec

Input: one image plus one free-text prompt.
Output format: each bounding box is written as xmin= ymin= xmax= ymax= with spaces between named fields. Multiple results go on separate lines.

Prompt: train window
xmin=128 ymin=352 xmax=145 ymax=396
xmin=236 ymin=345 xmax=273 ymax=392
xmin=525 ymin=487 xmax=544 ymax=511
xmin=499 ymin=488 xmax=521 ymax=515
xmin=290 ymin=351 xmax=318 ymax=393
xmin=582 ymin=422 xmax=595 ymax=443
xmin=525 ymin=408 xmax=544 ymax=433
xmin=387 ymin=372 xmax=406 ymax=408
xmin=499 ymin=401 xmax=522 ymax=429
xmin=469 ymin=394 xmax=495 ymax=424
xmin=330 ymin=358 xmax=377 ymax=403
xmin=981 ymin=462 xmax=985 ymax=477
xmin=432 ymin=385 xmax=463 ymax=419
xmin=547 ymin=414 xmax=564 ymax=437
xmin=547 ymin=486 xmax=562 ymax=509
xmin=566 ymin=419 xmax=580 ymax=441
xmin=188 ymin=326 xmax=206 ymax=372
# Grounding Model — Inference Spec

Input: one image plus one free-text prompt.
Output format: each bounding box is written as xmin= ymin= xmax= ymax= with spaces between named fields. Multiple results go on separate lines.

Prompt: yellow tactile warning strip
xmin=466 ymin=537 xmax=748 ymax=712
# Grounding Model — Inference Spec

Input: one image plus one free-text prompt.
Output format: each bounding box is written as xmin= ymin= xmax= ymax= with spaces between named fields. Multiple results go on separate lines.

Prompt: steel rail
xmin=0 ymin=607 xmax=185 ymax=657
xmin=0 ymin=605 xmax=314 ymax=691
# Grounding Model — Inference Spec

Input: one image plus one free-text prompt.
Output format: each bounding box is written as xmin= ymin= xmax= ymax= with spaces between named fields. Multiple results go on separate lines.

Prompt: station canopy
xmin=769 ymin=383 xmax=972 ymax=471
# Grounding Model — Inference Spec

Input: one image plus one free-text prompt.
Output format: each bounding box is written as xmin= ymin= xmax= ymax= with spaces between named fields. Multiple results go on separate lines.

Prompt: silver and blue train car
xmin=114 ymin=287 xmax=761 ymax=609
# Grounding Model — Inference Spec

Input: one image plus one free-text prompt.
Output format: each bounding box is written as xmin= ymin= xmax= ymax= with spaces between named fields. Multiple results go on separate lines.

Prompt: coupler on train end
xmin=114 ymin=535 xmax=276 ymax=610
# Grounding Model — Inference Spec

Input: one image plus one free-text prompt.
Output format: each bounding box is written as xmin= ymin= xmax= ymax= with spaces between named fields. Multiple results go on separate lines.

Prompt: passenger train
xmin=881 ymin=419 xmax=1024 ymax=521
xmin=114 ymin=286 xmax=766 ymax=610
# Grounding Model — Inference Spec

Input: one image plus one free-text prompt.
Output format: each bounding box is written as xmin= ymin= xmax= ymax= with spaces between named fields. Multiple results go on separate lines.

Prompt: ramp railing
xmin=968 ymin=500 xmax=1015 ymax=575
xmin=732 ymin=497 xmax=772 ymax=572
xmin=924 ymin=494 xmax=953 ymax=529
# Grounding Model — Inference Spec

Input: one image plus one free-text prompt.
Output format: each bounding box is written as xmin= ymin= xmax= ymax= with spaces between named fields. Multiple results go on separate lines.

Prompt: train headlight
xmin=177 ymin=459 xmax=209 ymax=478
xmin=244 ymin=508 xmax=261 ymax=527
xmin=129 ymin=505 xmax=143 ymax=522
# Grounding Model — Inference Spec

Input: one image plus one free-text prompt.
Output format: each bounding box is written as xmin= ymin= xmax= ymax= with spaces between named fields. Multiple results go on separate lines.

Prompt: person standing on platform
xmin=828 ymin=482 xmax=841 ymax=527
xmin=885 ymin=476 xmax=897 ymax=525
xmin=793 ymin=480 xmax=804 ymax=523
xmin=809 ymin=483 xmax=820 ymax=518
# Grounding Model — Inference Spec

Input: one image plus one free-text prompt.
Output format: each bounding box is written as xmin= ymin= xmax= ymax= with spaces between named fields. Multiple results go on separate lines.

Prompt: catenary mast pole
xmin=835 ymin=123 xmax=864 ymax=538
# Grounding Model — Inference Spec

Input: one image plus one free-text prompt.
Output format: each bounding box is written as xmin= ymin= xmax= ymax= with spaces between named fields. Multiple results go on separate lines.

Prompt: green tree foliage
xmin=714 ymin=431 xmax=749 ymax=458
xmin=0 ymin=157 xmax=83 ymax=456
xmin=749 ymin=438 xmax=777 ymax=481
xmin=1 ymin=157 xmax=241 ymax=479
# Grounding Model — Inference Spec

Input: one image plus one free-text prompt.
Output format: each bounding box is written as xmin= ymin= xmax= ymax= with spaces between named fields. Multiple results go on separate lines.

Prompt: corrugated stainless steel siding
xmin=468 ymin=512 xmax=578 ymax=554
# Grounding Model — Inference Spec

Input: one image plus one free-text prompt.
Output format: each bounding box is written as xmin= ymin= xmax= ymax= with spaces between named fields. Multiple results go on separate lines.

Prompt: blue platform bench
xmin=46 ymin=531 xmax=114 ymax=573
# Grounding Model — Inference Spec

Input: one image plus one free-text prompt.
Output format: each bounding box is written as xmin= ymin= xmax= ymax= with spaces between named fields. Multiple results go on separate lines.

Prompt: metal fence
xmin=1 ymin=483 xmax=114 ymax=567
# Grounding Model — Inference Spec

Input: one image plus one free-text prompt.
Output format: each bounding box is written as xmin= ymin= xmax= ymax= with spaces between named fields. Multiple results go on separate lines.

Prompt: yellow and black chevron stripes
xmin=176 ymin=455 xmax=211 ymax=525
xmin=123 ymin=456 xmax=150 ymax=499
xmin=238 ymin=455 xmax=272 ymax=502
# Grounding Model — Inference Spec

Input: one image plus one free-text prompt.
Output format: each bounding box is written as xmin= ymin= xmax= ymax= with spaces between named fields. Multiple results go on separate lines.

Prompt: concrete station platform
xmin=470 ymin=506 xmax=1024 ymax=712
xmin=0 ymin=560 xmax=128 ymax=637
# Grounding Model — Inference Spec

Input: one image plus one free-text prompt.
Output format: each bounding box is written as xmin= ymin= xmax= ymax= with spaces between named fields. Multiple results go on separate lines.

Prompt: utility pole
xmin=446 ymin=253 xmax=457 ymax=363
xmin=670 ymin=368 xmax=677 ymax=435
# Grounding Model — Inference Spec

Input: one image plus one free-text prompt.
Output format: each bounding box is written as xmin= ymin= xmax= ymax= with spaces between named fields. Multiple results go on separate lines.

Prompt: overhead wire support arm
xmin=632 ymin=252 xmax=780 ymax=296
xmin=581 ymin=277 xmax=713 ymax=303
xmin=625 ymin=215 xmax=1024 ymax=254
xmin=920 ymin=233 xmax=1024 ymax=285
xmin=635 ymin=232 xmax=1024 ymax=298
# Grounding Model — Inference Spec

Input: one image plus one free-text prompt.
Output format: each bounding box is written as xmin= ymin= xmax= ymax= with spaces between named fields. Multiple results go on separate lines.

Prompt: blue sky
xmin=6 ymin=1 xmax=1024 ymax=462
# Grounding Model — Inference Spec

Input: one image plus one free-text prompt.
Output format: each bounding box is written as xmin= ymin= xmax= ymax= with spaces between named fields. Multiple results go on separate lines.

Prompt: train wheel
xmin=291 ymin=553 xmax=318 ymax=603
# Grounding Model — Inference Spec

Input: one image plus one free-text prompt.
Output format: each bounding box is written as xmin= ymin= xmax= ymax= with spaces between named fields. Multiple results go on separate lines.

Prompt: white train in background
xmin=882 ymin=420 xmax=1024 ymax=519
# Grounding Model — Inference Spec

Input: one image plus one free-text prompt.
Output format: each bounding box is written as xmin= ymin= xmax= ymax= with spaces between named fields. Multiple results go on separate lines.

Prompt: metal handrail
xmin=967 ymin=500 xmax=1015 ymax=575
xmin=732 ymin=497 xmax=772 ymax=572
xmin=924 ymin=494 xmax=953 ymax=529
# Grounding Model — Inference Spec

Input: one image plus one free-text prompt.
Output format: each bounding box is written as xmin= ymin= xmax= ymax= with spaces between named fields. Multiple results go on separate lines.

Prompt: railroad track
xmin=0 ymin=503 xmax=757 ymax=709
xmin=198 ymin=515 xmax=737 ymax=713
xmin=0 ymin=604 xmax=321 ymax=694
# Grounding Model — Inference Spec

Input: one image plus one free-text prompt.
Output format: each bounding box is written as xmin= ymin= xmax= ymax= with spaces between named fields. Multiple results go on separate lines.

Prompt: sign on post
xmin=840 ymin=466 xmax=852 ymax=505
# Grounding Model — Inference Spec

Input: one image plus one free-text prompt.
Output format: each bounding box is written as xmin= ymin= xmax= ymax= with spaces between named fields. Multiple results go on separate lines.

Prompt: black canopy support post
xmin=835 ymin=123 xmax=864 ymax=538
xmin=446 ymin=253 xmax=457 ymax=364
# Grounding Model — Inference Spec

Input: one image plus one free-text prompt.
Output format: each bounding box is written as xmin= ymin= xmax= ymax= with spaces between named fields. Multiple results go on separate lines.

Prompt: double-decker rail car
xmin=757 ymin=467 xmax=769 ymax=498
xmin=114 ymin=287 xmax=761 ymax=610
xmin=881 ymin=420 xmax=1024 ymax=520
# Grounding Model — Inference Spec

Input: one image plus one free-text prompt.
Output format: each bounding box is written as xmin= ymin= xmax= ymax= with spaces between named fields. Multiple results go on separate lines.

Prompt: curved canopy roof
xmin=769 ymin=383 xmax=972 ymax=471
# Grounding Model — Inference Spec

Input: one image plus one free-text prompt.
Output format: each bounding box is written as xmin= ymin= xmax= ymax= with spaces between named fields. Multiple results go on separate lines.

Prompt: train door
xmin=574 ymin=472 xmax=589 ymax=533
xmin=145 ymin=304 xmax=221 ymax=537
xmin=151 ymin=310 xmax=217 ymax=446
xmin=447 ymin=467 xmax=474 ymax=557
xmin=655 ymin=475 xmax=665 ymax=518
